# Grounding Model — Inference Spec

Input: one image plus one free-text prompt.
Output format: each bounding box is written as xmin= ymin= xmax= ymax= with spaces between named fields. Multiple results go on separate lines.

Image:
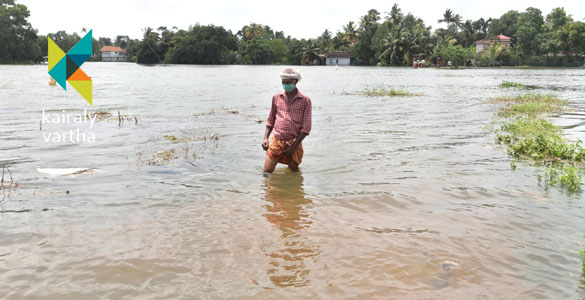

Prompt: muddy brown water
xmin=1 ymin=64 xmax=585 ymax=299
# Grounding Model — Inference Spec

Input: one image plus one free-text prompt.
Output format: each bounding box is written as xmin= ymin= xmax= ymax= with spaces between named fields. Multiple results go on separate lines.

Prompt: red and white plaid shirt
xmin=266 ymin=89 xmax=312 ymax=140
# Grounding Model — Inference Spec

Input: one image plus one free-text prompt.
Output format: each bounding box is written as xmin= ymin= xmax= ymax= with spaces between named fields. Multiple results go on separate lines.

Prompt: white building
xmin=100 ymin=46 xmax=127 ymax=62
xmin=326 ymin=51 xmax=351 ymax=66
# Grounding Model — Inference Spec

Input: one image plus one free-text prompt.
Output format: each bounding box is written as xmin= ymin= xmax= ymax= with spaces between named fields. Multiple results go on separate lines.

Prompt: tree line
xmin=1 ymin=0 xmax=584 ymax=67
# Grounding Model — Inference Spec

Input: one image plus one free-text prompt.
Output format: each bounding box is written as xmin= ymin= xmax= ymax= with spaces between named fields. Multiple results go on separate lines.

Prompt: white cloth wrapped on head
xmin=280 ymin=68 xmax=301 ymax=81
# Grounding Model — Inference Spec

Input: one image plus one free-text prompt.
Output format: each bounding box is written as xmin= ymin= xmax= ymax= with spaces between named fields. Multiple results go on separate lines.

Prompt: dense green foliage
xmin=164 ymin=25 xmax=238 ymax=64
xmin=0 ymin=0 xmax=41 ymax=63
xmin=2 ymin=0 xmax=584 ymax=66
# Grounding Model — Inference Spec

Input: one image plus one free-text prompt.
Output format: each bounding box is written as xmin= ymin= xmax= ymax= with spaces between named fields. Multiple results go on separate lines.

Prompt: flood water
xmin=1 ymin=63 xmax=585 ymax=299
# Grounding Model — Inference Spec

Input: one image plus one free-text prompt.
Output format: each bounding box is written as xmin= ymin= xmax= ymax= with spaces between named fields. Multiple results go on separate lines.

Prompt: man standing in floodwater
xmin=262 ymin=68 xmax=312 ymax=173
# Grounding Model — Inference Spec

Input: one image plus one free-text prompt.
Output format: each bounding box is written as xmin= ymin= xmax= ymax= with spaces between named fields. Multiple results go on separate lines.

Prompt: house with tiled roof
xmin=100 ymin=46 xmax=127 ymax=62
xmin=474 ymin=34 xmax=512 ymax=54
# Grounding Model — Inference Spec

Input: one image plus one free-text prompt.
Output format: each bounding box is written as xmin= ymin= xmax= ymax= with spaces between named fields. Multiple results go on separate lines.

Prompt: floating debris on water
xmin=336 ymin=88 xmax=418 ymax=97
xmin=85 ymin=111 xmax=112 ymax=121
xmin=163 ymin=133 xmax=219 ymax=143
xmin=36 ymin=168 xmax=100 ymax=177
xmin=439 ymin=260 xmax=460 ymax=272
xmin=193 ymin=108 xmax=264 ymax=123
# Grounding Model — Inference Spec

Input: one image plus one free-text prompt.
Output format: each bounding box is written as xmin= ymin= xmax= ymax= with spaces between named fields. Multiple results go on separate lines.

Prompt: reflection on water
xmin=263 ymin=171 xmax=317 ymax=287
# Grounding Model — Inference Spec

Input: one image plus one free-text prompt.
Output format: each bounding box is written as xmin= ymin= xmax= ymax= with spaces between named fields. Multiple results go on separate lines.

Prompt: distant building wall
xmin=100 ymin=46 xmax=127 ymax=62
xmin=101 ymin=51 xmax=126 ymax=61
xmin=326 ymin=57 xmax=350 ymax=66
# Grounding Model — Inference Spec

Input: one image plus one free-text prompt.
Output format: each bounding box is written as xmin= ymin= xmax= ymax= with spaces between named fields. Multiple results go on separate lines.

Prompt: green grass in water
xmin=500 ymin=81 xmax=524 ymax=88
xmin=497 ymin=119 xmax=585 ymax=162
xmin=499 ymin=102 xmax=563 ymax=116
xmin=494 ymin=92 xmax=585 ymax=195
xmin=362 ymin=88 xmax=413 ymax=97
xmin=490 ymin=93 xmax=567 ymax=106
xmin=164 ymin=135 xmax=180 ymax=142
xmin=538 ymin=164 xmax=583 ymax=195
xmin=499 ymin=118 xmax=561 ymax=140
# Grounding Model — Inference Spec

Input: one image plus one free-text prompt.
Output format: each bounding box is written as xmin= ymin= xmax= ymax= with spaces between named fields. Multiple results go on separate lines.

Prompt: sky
xmin=19 ymin=0 xmax=585 ymax=40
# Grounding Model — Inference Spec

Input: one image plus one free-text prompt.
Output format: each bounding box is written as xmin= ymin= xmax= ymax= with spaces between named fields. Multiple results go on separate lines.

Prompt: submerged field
xmin=1 ymin=64 xmax=585 ymax=298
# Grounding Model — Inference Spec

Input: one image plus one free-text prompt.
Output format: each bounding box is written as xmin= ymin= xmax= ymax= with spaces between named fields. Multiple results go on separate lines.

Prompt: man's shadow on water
xmin=263 ymin=170 xmax=318 ymax=288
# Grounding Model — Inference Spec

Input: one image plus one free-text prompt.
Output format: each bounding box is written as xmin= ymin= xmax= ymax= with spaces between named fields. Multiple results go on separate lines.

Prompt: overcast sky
xmin=20 ymin=0 xmax=585 ymax=40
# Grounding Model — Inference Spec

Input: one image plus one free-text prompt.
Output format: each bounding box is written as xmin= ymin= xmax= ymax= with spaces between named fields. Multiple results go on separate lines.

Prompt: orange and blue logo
xmin=48 ymin=30 xmax=93 ymax=105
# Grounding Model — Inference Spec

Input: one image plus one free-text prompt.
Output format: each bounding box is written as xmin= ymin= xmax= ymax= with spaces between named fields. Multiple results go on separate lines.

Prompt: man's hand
xmin=262 ymin=138 xmax=269 ymax=151
xmin=283 ymin=143 xmax=295 ymax=157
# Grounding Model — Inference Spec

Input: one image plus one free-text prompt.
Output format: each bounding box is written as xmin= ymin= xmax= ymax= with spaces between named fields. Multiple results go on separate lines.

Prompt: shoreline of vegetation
xmin=491 ymin=92 xmax=584 ymax=195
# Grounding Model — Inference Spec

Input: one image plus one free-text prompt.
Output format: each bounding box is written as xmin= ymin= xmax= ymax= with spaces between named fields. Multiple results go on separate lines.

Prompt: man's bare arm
xmin=262 ymin=127 xmax=273 ymax=150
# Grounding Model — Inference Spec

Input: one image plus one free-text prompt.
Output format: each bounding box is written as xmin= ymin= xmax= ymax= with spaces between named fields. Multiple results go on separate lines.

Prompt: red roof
xmin=100 ymin=46 xmax=126 ymax=52
xmin=475 ymin=34 xmax=513 ymax=45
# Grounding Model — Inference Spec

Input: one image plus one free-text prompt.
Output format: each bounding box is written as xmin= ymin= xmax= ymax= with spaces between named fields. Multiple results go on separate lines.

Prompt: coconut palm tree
xmin=300 ymin=43 xmax=325 ymax=65
xmin=460 ymin=20 xmax=475 ymax=47
xmin=142 ymin=27 xmax=162 ymax=63
xmin=238 ymin=23 xmax=264 ymax=41
xmin=438 ymin=9 xmax=453 ymax=25
xmin=438 ymin=9 xmax=462 ymax=32
xmin=400 ymin=27 xmax=424 ymax=64
xmin=342 ymin=21 xmax=358 ymax=45
xmin=438 ymin=8 xmax=462 ymax=31
xmin=318 ymin=29 xmax=332 ymax=51
xmin=378 ymin=30 xmax=403 ymax=65
xmin=359 ymin=9 xmax=380 ymax=31
xmin=386 ymin=4 xmax=403 ymax=28
xmin=452 ymin=14 xmax=463 ymax=31
xmin=333 ymin=31 xmax=350 ymax=50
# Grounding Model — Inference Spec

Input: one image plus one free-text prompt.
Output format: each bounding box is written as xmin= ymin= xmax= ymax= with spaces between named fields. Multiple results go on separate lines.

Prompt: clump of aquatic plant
xmin=164 ymin=135 xmax=181 ymax=142
xmin=500 ymin=81 xmax=524 ymax=88
xmin=493 ymin=92 xmax=585 ymax=195
xmin=538 ymin=164 xmax=583 ymax=195
xmin=361 ymin=87 xmax=414 ymax=97
xmin=164 ymin=133 xmax=219 ymax=143
xmin=490 ymin=93 xmax=567 ymax=106
xmin=500 ymin=132 xmax=585 ymax=162
xmin=499 ymin=118 xmax=560 ymax=140
xmin=499 ymin=102 xmax=564 ymax=116
xmin=137 ymin=149 xmax=179 ymax=166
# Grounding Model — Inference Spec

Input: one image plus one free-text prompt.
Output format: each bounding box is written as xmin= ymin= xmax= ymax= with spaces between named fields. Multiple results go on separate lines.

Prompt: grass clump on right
xmin=492 ymin=93 xmax=584 ymax=195
xmin=492 ymin=93 xmax=567 ymax=117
